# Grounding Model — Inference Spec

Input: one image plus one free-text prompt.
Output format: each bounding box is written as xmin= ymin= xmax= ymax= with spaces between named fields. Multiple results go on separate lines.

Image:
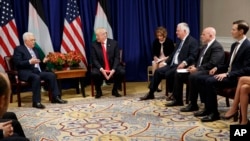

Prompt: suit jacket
xmin=91 ymin=38 xmax=121 ymax=70
xmin=197 ymin=40 xmax=225 ymax=71
xmin=152 ymin=38 xmax=175 ymax=58
xmin=13 ymin=45 xmax=46 ymax=81
xmin=218 ymin=38 xmax=250 ymax=78
xmin=166 ymin=35 xmax=199 ymax=66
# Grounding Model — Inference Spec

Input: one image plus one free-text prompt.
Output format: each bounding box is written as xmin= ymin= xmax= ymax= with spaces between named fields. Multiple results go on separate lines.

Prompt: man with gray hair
xmin=171 ymin=27 xmax=225 ymax=111
xmin=13 ymin=32 xmax=67 ymax=109
xmin=140 ymin=22 xmax=199 ymax=102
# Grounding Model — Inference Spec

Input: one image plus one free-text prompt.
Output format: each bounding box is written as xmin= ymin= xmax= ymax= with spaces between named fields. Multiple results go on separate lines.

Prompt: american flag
xmin=0 ymin=0 xmax=20 ymax=71
xmin=61 ymin=0 xmax=87 ymax=68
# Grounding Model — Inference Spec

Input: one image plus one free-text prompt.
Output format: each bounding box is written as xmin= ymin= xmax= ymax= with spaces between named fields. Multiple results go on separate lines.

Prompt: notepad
xmin=177 ymin=69 xmax=189 ymax=73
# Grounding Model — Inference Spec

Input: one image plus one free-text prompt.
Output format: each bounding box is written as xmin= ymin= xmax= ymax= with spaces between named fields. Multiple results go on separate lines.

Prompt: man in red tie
xmin=91 ymin=27 xmax=125 ymax=98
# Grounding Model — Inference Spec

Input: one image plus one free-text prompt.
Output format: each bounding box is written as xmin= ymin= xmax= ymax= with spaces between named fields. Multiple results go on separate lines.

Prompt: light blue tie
xmin=171 ymin=40 xmax=183 ymax=66
xmin=29 ymin=48 xmax=41 ymax=72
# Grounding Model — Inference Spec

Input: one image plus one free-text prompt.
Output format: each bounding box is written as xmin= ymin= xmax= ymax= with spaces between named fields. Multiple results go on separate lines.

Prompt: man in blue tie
xmin=140 ymin=22 xmax=199 ymax=102
xmin=13 ymin=32 xmax=67 ymax=109
xmin=170 ymin=27 xmax=225 ymax=109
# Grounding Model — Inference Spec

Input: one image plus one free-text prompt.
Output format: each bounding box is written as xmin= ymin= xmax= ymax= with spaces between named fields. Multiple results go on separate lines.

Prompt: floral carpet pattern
xmin=9 ymin=92 xmax=245 ymax=141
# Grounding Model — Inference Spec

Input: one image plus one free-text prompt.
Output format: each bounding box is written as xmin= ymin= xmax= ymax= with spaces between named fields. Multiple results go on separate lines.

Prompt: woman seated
xmin=151 ymin=26 xmax=174 ymax=92
xmin=223 ymin=76 xmax=250 ymax=125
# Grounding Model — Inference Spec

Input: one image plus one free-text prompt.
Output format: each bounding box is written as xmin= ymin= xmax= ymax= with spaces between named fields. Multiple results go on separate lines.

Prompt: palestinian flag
xmin=28 ymin=0 xmax=54 ymax=60
xmin=92 ymin=0 xmax=113 ymax=41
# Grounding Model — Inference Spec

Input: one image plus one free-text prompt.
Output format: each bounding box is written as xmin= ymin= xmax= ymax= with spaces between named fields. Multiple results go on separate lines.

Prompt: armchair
xmin=4 ymin=56 xmax=51 ymax=107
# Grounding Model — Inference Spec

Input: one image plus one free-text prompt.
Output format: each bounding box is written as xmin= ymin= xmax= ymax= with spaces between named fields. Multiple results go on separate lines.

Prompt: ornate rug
xmin=9 ymin=92 xmax=243 ymax=141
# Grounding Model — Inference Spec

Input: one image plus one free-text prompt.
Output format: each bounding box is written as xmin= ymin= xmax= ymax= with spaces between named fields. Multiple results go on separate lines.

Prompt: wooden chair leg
xmin=123 ymin=79 xmax=126 ymax=96
xmin=91 ymin=79 xmax=95 ymax=97
xmin=185 ymin=83 xmax=189 ymax=104
xmin=17 ymin=92 xmax=21 ymax=107
xmin=226 ymin=97 xmax=230 ymax=107
xmin=48 ymin=90 xmax=52 ymax=101
xmin=165 ymin=80 xmax=168 ymax=96
xmin=10 ymin=92 xmax=13 ymax=103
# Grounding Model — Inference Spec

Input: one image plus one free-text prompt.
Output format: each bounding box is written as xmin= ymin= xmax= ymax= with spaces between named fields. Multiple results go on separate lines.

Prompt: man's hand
xmin=214 ymin=73 xmax=227 ymax=81
xmin=100 ymin=68 xmax=109 ymax=80
xmin=107 ymin=69 xmax=115 ymax=80
xmin=0 ymin=121 xmax=13 ymax=138
xmin=209 ymin=67 xmax=217 ymax=75
xmin=29 ymin=57 xmax=40 ymax=64
xmin=177 ymin=62 xmax=186 ymax=69
xmin=187 ymin=65 xmax=197 ymax=74
xmin=43 ymin=57 xmax=49 ymax=63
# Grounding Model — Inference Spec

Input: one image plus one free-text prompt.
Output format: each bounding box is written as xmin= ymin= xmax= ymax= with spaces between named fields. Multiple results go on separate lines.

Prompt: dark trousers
xmin=149 ymin=65 xmax=177 ymax=94
xmin=188 ymin=71 xmax=209 ymax=104
xmin=27 ymin=71 xmax=60 ymax=102
xmin=91 ymin=66 xmax=125 ymax=91
xmin=197 ymin=75 xmax=238 ymax=113
xmin=172 ymin=72 xmax=189 ymax=103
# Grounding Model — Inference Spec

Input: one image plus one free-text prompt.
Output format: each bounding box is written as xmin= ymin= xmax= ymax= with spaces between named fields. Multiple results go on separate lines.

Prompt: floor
xmin=9 ymin=81 xmax=157 ymax=108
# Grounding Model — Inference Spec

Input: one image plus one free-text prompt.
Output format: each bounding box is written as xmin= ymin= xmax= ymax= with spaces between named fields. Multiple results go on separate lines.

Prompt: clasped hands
xmin=100 ymin=68 xmax=115 ymax=80
xmin=0 ymin=120 xmax=13 ymax=138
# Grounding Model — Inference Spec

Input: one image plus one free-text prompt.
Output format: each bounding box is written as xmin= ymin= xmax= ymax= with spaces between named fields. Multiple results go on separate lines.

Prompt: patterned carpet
xmin=8 ymin=88 xmax=243 ymax=141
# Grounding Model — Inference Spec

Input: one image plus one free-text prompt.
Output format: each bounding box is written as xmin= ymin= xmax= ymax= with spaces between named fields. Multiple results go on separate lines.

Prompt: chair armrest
xmin=5 ymin=70 xmax=19 ymax=83
xmin=120 ymin=61 xmax=126 ymax=67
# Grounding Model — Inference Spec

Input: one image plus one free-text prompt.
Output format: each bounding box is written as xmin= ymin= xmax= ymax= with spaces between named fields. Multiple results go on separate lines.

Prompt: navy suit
xmin=198 ymin=38 xmax=250 ymax=114
xmin=91 ymin=38 xmax=125 ymax=91
xmin=148 ymin=35 xmax=199 ymax=95
xmin=13 ymin=45 xmax=60 ymax=103
xmin=172 ymin=40 xmax=225 ymax=104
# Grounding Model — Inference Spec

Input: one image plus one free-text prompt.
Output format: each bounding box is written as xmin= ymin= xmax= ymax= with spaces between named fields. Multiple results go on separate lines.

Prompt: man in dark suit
xmin=91 ymin=27 xmax=125 ymax=98
xmin=0 ymin=72 xmax=29 ymax=140
xmin=140 ymin=22 xmax=199 ymax=101
xmin=13 ymin=32 xmax=67 ymax=109
xmin=168 ymin=27 xmax=225 ymax=108
xmin=194 ymin=20 xmax=250 ymax=122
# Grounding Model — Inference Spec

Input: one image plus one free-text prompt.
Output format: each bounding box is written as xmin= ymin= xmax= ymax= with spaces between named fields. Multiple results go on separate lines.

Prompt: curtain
xmin=11 ymin=0 xmax=200 ymax=81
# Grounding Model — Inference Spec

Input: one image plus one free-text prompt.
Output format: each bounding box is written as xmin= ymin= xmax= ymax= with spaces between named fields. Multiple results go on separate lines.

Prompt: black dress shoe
xmin=112 ymin=90 xmax=122 ymax=97
xmin=194 ymin=110 xmax=210 ymax=117
xmin=156 ymin=88 xmax=162 ymax=92
xmin=139 ymin=93 xmax=155 ymax=100
xmin=32 ymin=102 xmax=45 ymax=109
xmin=165 ymin=100 xmax=183 ymax=107
xmin=95 ymin=91 xmax=102 ymax=99
xmin=180 ymin=104 xmax=199 ymax=112
xmin=201 ymin=113 xmax=220 ymax=122
xmin=52 ymin=96 xmax=67 ymax=104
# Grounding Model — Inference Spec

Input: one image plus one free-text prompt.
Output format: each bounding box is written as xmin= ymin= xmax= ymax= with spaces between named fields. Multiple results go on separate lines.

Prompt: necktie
xmin=171 ymin=40 xmax=183 ymax=66
xmin=197 ymin=44 xmax=208 ymax=67
xmin=101 ymin=43 xmax=110 ymax=71
xmin=228 ymin=42 xmax=240 ymax=72
xmin=29 ymin=48 xmax=41 ymax=72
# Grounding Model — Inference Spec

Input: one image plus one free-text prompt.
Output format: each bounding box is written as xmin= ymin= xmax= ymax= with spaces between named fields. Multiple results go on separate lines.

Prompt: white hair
xmin=178 ymin=22 xmax=190 ymax=34
xmin=22 ymin=32 xmax=34 ymax=41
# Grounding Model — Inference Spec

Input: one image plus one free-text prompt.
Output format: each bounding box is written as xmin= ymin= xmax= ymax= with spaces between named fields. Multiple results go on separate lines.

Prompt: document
xmin=177 ymin=69 xmax=189 ymax=73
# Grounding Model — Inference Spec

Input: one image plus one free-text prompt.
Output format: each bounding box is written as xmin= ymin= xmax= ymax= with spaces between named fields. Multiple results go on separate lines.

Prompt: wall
xmin=201 ymin=0 xmax=250 ymax=51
